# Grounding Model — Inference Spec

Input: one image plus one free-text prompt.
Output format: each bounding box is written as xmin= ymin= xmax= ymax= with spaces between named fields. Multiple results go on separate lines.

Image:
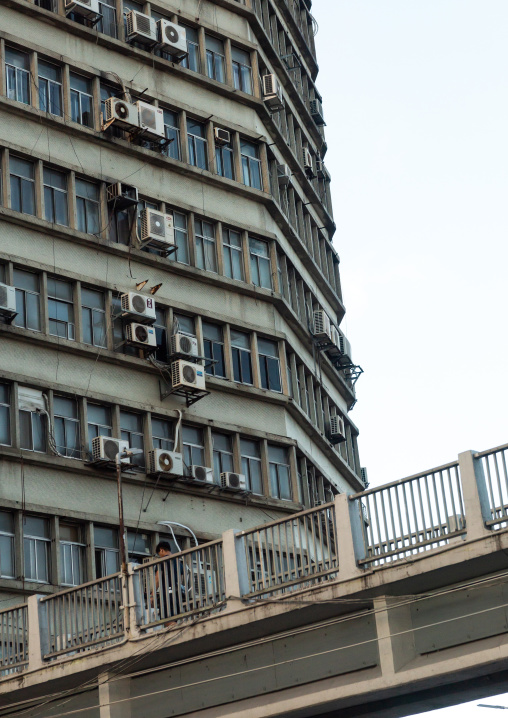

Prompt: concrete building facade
xmin=0 ymin=0 xmax=363 ymax=603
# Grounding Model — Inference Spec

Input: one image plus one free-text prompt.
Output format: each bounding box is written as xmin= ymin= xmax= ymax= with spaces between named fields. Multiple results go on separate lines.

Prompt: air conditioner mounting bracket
xmin=159 ymin=379 xmax=210 ymax=407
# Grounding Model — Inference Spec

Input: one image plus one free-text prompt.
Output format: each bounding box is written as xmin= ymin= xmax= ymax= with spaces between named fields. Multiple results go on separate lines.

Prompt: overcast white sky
xmin=315 ymin=1 xmax=508 ymax=716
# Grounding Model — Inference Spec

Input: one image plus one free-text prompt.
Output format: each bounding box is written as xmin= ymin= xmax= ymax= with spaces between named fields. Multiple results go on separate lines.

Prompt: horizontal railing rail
xmin=238 ymin=502 xmax=338 ymax=598
xmin=40 ymin=573 xmax=124 ymax=659
xmin=133 ymin=540 xmax=225 ymax=629
xmin=351 ymin=461 xmax=466 ymax=566
xmin=476 ymin=444 xmax=508 ymax=528
xmin=0 ymin=603 xmax=28 ymax=675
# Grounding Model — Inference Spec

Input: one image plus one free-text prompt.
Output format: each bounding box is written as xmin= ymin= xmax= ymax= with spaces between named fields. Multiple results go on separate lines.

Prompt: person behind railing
xmin=153 ymin=541 xmax=186 ymax=627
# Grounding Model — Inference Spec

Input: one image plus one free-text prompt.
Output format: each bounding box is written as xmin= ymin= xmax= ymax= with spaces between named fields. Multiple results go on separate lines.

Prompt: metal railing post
xmin=458 ymin=450 xmax=492 ymax=538
xmin=334 ymin=493 xmax=367 ymax=579
xmin=221 ymin=529 xmax=250 ymax=612
xmin=26 ymin=595 xmax=46 ymax=670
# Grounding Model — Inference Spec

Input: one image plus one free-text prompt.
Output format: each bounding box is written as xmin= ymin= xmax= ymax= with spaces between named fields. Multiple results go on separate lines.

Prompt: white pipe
xmin=158 ymin=521 xmax=198 ymax=547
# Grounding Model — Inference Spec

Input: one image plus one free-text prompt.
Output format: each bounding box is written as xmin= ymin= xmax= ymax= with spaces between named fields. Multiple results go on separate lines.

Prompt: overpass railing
xmin=238 ymin=502 xmax=339 ymax=598
xmin=350 ymin=461 xmax=466 ymax=566
xmin=476 ymin=443 xmax=508 ymax=529
xmin=0 ymin=603 xmax=28 ymax=676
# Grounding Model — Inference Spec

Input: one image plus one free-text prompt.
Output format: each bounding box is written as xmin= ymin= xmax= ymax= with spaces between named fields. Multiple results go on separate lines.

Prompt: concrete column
xmin=99 ymin=672 xmax=131 ymax=718
xmin=126 ymin=563 xmax=142 ymax=639
xmin=223 ymin=38 xmax=233 ymax=87
xmin=27 ymin=595 xmax=45 ymax=671
xmin=458 ymin=450 xmax=492 ymax=539
xmin=221 ymin=528 xmax=250 ymax=611
xmin=0 ymin=39 xmax=5 ymax=98
xmin=333 ymin=493 xmax=366 ymax=580
xmin=1 ymin=148 xmax=9 ymax=210
xmin=223 ymin=324 xmax=233 ymax=381
xmin=373 ymin=595 xmax=416 ymax=675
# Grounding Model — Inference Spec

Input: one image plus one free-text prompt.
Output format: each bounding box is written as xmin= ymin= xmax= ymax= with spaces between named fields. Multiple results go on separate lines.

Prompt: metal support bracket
xmin=159 ymin=379 xmax=210 ymax=407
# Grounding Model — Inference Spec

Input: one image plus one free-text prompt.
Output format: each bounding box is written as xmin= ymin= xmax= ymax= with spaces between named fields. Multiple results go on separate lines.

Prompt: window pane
xmin=182 ymin=425 xmax=203 ymax=446
xmin=268 ymin=445 xmax=288 ymax=464
xmin=87 ymin=404 xmax=111 ymax=426
xmin=54 ymin=396 xmax=77 ymax=418
xmin=230 ymin=330 xmax=249 ymax=349
xmin=24 ymin=516 xmax=49 ymax=538
xmin=10 ymin=156 xmax=34 ymax=179
xmin=13 ymin=269 xmax=38 ymax=293
xmin=82 ymin=288 xmax=104 ymax=310
xmin=0 ymin=535 xmax=14 ymax=578
xmin=240 ymin=351 xmax=252 ymax=384
xmin=76 ymin=179 xmax=99 ymax=201
xmin=258 ymin=338 xmax=278 ymax=357
xmin=0 ymin=510 xmax=13 ymax=535
xmin=202 ymin=322 xmax=222 ymax=342
xmin=6 ymin=48 xmax=30 ymax=70
xmin=39 ymin=60 xmax=61 ymax=83
xmin=231 ymin=46 xmax=250 ymax=65
xmin=94 ymin=526 xmax=118 ymax=548
xmin=120 ymin=411 xmax=143 ymax=433
xmin=0 ymin=405 xmax=10 ymax=446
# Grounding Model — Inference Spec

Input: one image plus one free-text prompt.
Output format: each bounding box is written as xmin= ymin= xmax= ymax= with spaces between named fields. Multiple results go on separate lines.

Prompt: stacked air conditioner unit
xmin=147 ymin=449 xmax=183 ymax=478
xmin=137 ymin=101 xmax=165 ymax=139
xmin=303 ymin=147 xmax=314 ymax=177
xmin=65 ymin=0 xmax=100 ymax=18
xmin=157 ymin=20 xmax=188 ymax=57
xmin=189 ymin=465 xmax=214 ymax=484
xmin=309 ymin=98 xmax=325 ymax=126
xmin=125 ymin=322 xmax=157 ymax=349
xmin=171 ymin=333 xmax=199 ymax=358
xmin=126 ymin=10 xmax=157 ymax=45
xmin=214 ymin=128 xmax=231 ymax=145
xmin=92 ymin=437 xmax=130 ymax=464
xmin=277 ymin=164 xmax=292 ymax=186
xmin=171 ymin=360 xmax=206 ymax=391
xmin=107 ymin=182 xmax=139 ymax=209
xmin=0 ymin=283 xmax=17 ymax=320
xmin=140 ymin=208 xmax=175 ymax=249
xmin=329 ymin=415 xmax=346 ymax=444
xmin=360 ymin=467 xmax=369 ymax=487
xmin=120 ymin=292 xmax=157 ymax=323
xmin=104 ymin=97 xmax=139 ymax=131
xmin=327 ymin=325 xmax=342 ymax=358
xmin=262 ymin=74 xmax=284 ymax=112
xmin=338 ymin=330 xmax=352 ymax=363
xmin=312 ymin=310 xmax=332 ymax=342
xmin=220 ymin=472 xmax=247 ymax=491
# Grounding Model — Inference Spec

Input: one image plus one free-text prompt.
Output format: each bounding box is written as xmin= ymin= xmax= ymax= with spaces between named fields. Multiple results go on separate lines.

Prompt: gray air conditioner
xmin=0 ymin=283 xmax=17 ymax=319
xmin=104 ymin=97 xmax=139 ymax=131
xmin=313 ymin=310 xmax=332 ymax=341
xmin=126 ymin=10 xmax=157 ymax=44
xmin=157 ymin=19 xmax=187 ymax=57
xmin=126 ymin=322 xmax=157 ymax=348
xmin=120 ymin=292 xmax=156 ymax=323
xmin=310 ymin=98 xmax=325 ymax=126
xmin=220 ymin=472 xmax=247 ymax=491
xmin=189 ymin=465 xmax=214 ymax=484
xmin=171 ymin=360 xmax=206 ymax=391
xmin=277 ymin=164 xmax=292 ymax=185
xmin=303 ymin=147 xmax=314 ymax=177
xmin=338 ymin=330 xmax=352 ymax=363
xmin=65 ymin=0 xmax=100 ymax=18
xmin=171 ymin=333 xmax=199 ymax=358
xmin=136 ymin=101 xmax=165 ymax=140
xmin=361 ymin=467 xmax=369 ymax=487
xmin=107 ymin=182 xmax=139 ymax=209
xmin=329 ymin=415 xmax=346 ymax=444
xmin=262 ymin=74 xmax=284 ymax=112
xmin=140 ymin=208 xmax=175 ymax=248
xmin=92 ymin=437 xmax=130 ymax=464
xmin=214 ymin=128 xmax=231 ymax=145
xmin=148 ymin=449 xmax=183 ymax=478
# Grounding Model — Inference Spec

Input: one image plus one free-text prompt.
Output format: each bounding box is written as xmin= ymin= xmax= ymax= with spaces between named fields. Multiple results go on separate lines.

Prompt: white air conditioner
xmin=120 ymin=292 xmax=156 ymax=323
xmin=262 ymin=74 xmax=284 ymax=111
xmin=329 ymin=415 xmax=346 ymax=444
xmin=126 ymin=322 xmax=157 ymax=348
xmin=65 ymin=0 xmax=99 ymax=18
xmin=220 ymin=472 xmax=247 ymax=491
xmin=338 ymin=330 xmax=352 ymax=362
xmin=171 ymin=360 xmax=206 ymax=391
xmin=140 ymin=208 xmax=175 ymax=248
xmin=171 ymin=333 xmax=199 ymax=358
xmin=327 ymin=325 xmax=342 ymax=358
xmin=148 ymin=449 xmax=183 ymax=477
xmin=214 ymin=128 xmax=231 ymax=145
xmin=313 ymin=310 xmax=332 ymax=341
xmin=277 ymin=164 xmax=292 ymax=185
xmin=104 ymin=97 xmax=139 ymax=131
xmin=92 ymin=436 xmax=130 ymax=464
xmin=157 ymin=19 xmax=187 ymax=57
xmin=303 ymin=147 xmax=314 ymax=175
xmin=126 ymin=10 xmax=157 ymax=44
xmin=136 ymin=101 xmax=165 ymax=140
xmin=0 ymin=283 xmax=17 ymax=318
xmin=310 ymin=98 xmax=325 ymax=126
xmin=361 ymin=467 xmax=369 ymax=487
xmin=189 ymin=465 xmax=214 ymax=484
xmin=106 ymin=182 xmax=139 ymax=208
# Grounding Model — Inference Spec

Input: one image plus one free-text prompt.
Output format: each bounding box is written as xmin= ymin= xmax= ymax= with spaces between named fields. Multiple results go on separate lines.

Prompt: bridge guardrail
xmin=476 ymin=443 xmax=508 ymax=529
xmin=0 ymin=603 xmax=28 ymax=676
xmin=237 ymin=502 xmax=339 ymax=598
xmin=350 ymin=461 xmax=466 ymax=566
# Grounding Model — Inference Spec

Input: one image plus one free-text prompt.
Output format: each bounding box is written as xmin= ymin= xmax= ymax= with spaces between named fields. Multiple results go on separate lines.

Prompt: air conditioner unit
xmin=106 ymin=182 xmax=139 ymax=209
xmin=189 ymin=465 xmax=214 ymax=484
xmin=140 ymin=208 xmax=175 ymax=248
xmin=157 ymin=19 xmax=188 ymax=57
xmin=214 ymin=128 xmax=231 ymax=145
xmin=171 ymin=360 xmax=206 ymax=391
xmin=338 ymin=330 xmax=353 ymax=362
xmin=329 ymin=415 xmax=346 ymax=444
xmin=65 ymin=0 xmax=100 ymax=18
xmin=220 ymin=472 xmax=247 ymax=491
xmin=262 ymin=74 xmax=284 ymax=111
xmin=277 ymin=164 xmax=292 ymax=185
xmin=171 ymin=333 xmax=199 ymax=358
xmin=126 ymin=322 xmax=157 ymax=348
xmin=310 ymin=98 xmax=325 ymax=126
xmin=327 ymin=325 xmax=342 ymax=358
xmin=92 ymin=436 xmax=130 ymax=464
xmin=126 ymin=10 xmax=157 ymax=45
xmin=0 ymin=283 xmax=17 ymax=318
xmin=104 ymin=97 xmax=139 ymax=131
xmin=148 ymin=449 xmax=183 ymax=478
xmin=136 ymin=101 xmax=165 ymax=140
xmin=120 ymin=292 xmax=156 ymax=323
xmin=360 ymin=467 xmax=369 ymax=487
xmin=303 ymin=147 xmax=314 ymax=175
xmin=313 ymin=310 xmax=332 ymax=341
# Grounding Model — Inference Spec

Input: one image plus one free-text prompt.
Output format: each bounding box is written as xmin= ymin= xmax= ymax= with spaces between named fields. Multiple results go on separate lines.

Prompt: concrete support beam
xmin=99 ymin=673 xmax=131 ymax=718
xmin=334 ymin=493 xmax=366 ymax=580
xmin=458 ymin=450 xmax=492 ymax=540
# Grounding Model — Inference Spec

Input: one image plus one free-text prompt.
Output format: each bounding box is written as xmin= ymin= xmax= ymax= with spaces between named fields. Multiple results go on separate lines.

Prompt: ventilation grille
xmin=263 ymin=74 xmax=275 ymax=95
xmin=193 ymin=466 xmax=208 ymax=482
xmin=164 ymin=24 xmax=180 ymax=43
xmin=139 ymin=105 xmax=157 ymax=131
xmin=182 ymin=364 xmax=196 ymax=384
xmin=0 ymin=285 xmax=7 ymax=308
xmin=92 ymin=437 xmax=122 ymax=462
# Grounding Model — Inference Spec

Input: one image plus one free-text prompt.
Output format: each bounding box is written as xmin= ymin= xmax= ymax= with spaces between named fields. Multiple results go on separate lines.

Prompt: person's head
xmin=155 ymin=541 xmax=172 ymax=558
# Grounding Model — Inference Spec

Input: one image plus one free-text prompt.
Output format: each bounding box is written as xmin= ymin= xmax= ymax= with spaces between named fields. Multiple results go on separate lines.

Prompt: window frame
xmin=70 ymin=73 xmax=94 ymax=128
xmin=9 ymin=156 xmax=36 ymax=216
xmin=38 ymin=59 xmax=63 ymax=117
xmin=5 ymin=46 xmax=31 ymax=106
xmin=23 ymin=516 xmax=51 ymax=584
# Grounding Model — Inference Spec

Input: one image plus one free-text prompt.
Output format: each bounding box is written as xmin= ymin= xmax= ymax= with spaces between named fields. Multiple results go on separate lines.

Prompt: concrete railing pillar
xmin=221 ymin=529 xmax=250 ymax=613
xmin=27 ymin=595 xmax=46 ymax=671
xmin=124 ymin=566 xmax=142 ymax=640
xmin=458 ymin=450 xmax=492 ymax=540
xmin=334 ymin=493 xmax=367 ymax=579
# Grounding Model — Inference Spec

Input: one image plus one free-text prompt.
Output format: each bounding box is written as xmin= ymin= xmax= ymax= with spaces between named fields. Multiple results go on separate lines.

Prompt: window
xmin=231 ymin=330 xmax=252 ymax=384
xmin=151 ymin=417 xmax=174 ymax=451
xmin=173 ymin=210 xmax=189 ymax=264
xmin=0 ymin=385 xmax=10 ymax=447
xmin=222 ymin=228 xmax=244 ymax=281
xmin=94 ymin=526 xmax=119 ymax=578
xmin=203 ymin=322 xmax=225 ymax=378
xmin=187 ymin=119 xmax=208 ymax=170
xmin=212 ymin=432 xmax=233 ymax=482
xmin=70 ymin=73 xmax=94 ymax=127
xmin=24 ymin=516 xmax=51 ymax=583
xmin=269 ymin=445 xmax=292 ymax=500
xmin=5 ymin=47 xmax=30 ymax=105
xmin=154 ymin=306 xmax=168 ymax=363
xmin=163 ymin=109 xmax=180 ymax=161
xmin=43 ymin=167 xmax=68 ymax=226
xmin=180 ymin=24 xmax=200 ymax=72
xmin=60 ymin=523 xmax=85 ymax=586
xmin=173 ymin=313 xmax=195 ymax=337
xmin=19 ymin=404 xmax=46 ymax=453
xmin=87 ymin=403 xmax=112 ymax=454
xmin=13 ymin=269 xmax=40 ymax=331
xmin=249 ymin=238 xmax=272 ymax=289
xmin=215 ymin=135 xmax=234 ymax=180
xmin=232 ymin=46 xmax=252 ymax=94
xmin=127 ymin=531 xmax=152 ymax=565
xmin=241 ymin=140 xmax=262 ymax=190
xmin=97 ymin=0 xmax=117 ymax=37
xmin=258 ymin=338 xmax=281 ymax=392
xmin=47 ymin=277 xmax=75 ymax=340
xmin=195 ymin=219 xmax=217 ymax=272
xmin=54 ymin=396 xmax=80 ymax=458
xmin=120 ymin=411 xmax=144 ymax=467
xmin=76 ymin=179 xmax=100 ymax=234
xmin=240 ymin=439 xmax=263 ymax=495
xmin=100 ymin=83 xmax=122 ymax=138
xmin=81 ymin=288 xmax=107 ymax=347
xmin=205 ymin=35 xmax=225 ymax=83
xmin=38 ymin=60 xmax=62 ymax=116
xmin=182 ymin=425 xmax=205 ymax=468
xmin=9 ymin=156 xmax=35 ymax=216
xmin=0 ymin=512 xmax=15 ymax=579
